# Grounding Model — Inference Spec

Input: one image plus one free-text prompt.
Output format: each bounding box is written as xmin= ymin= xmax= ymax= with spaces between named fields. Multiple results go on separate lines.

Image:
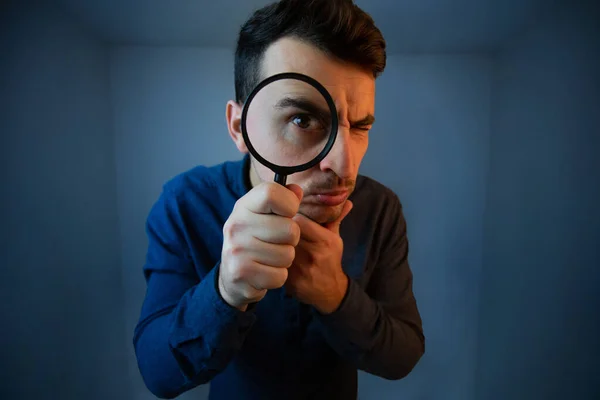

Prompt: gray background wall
xmin=1 ymin=1 xmax=598 ymax=399
xmin=1 ymin=2 xmax=130 ymax=399
xmin=477 ymin=2 xmax=600 ymax=399
xmin=359 ymin=55 xmax=492 ymax=400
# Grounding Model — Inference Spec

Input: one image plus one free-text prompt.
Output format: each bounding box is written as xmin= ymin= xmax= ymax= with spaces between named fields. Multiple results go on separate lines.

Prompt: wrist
xmin=217 ymin=271 xmax=248 ymax=312
xmin=316 ymin=272 xmax=349 ymax=315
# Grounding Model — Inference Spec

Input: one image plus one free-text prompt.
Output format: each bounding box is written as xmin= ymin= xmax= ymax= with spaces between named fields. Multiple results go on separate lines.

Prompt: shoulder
xmin=145 ymin=159 xmax=244 ymax=258
xmin=351 ymin=174 xmax=403 ymax=213
xmin=346 ymin=174 xmax=407 ymax=241
xmin=149 ymin=158 xmax=245 ymax=226
xmin=341 ymin=175 xmax=408 ymax=271
xmin=161 ymin=161 xmax=236 ymax=200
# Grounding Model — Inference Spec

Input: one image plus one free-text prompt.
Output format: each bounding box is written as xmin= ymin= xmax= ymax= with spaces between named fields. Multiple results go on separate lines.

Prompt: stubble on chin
xmin=298 ymin=202 xmax=345 ymax=225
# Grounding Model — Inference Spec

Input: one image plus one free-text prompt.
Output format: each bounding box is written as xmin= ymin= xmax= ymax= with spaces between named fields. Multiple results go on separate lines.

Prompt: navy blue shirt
xmin=133 ymin=155 xmax=424 ymax=399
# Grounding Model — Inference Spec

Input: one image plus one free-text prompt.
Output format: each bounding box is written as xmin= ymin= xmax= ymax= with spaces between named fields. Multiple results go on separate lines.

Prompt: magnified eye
xmin=291 ymin=114 xmax=323 ymax=131
xmin=292 ymin=114 xmax=312 ymax=129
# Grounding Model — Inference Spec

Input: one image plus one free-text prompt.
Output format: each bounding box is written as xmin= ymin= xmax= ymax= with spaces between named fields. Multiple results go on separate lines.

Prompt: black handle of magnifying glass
xmin=274 ymin=173 xmax=287 ymax=186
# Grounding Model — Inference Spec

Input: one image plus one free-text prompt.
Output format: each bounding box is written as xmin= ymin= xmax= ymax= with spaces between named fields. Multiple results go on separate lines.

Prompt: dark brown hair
xmin=234 ymin=0 xmax=386 ymax=103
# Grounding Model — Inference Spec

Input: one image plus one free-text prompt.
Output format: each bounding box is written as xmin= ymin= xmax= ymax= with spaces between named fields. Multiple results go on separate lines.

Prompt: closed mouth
xmin=304 ymin=189 xmax=350 ymax=206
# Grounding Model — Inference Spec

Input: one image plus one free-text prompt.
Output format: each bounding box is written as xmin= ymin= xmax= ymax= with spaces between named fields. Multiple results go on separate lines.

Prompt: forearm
xmin=134 ymin=312 xmax=202 ymax=398
xmin=134 ymin=265 xmax=256 ymax=398
xmin=314 ymin=277 xmax=424 ymax=380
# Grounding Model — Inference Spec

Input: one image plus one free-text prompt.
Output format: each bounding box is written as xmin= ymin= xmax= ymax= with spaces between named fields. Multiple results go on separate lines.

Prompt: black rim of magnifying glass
xmin=241 ymin=72 xmax=338 ymax=185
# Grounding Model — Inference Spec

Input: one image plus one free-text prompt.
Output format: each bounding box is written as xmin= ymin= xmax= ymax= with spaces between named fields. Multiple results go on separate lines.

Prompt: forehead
xmin=261 ymin=37 xmax=375 ymax=112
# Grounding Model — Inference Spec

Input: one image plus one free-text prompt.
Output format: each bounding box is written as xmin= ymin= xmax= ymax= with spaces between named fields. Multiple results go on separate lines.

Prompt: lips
xmin=306 ymin=190 xmax=349 ymax=206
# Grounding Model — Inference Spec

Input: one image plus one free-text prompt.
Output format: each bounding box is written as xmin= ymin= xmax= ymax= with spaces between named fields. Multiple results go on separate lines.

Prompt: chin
xmin=299 ymin=203 xmax=344 ymax=225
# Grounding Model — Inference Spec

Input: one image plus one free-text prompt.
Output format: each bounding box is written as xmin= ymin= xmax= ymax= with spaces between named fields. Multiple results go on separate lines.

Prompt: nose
xmin=319 ymin=127 xmax=354 ymax=180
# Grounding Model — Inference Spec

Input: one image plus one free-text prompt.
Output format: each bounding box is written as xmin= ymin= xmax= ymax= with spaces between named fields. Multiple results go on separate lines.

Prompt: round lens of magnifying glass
xmin=243 ymin=77 xmax=334 ymax=169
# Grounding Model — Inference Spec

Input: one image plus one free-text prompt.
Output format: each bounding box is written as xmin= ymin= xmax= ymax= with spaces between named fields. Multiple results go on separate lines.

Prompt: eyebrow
xmin=275 ymin=97 xmax=330 ymax=118
xmin=350 ymin=114 xmax=375 ymax=127
xmin=274 ymin=97 xmax=374 ymax=127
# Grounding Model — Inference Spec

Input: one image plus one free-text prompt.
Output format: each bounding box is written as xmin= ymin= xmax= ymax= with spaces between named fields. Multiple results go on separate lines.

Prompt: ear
xmin=226 ymin=100 xmax=248 ymax=153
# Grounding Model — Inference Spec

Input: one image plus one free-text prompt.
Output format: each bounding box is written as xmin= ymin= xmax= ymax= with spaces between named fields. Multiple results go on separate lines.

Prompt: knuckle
xmin=222 ymin=237 xmax=245 ymax=258
xmin=222 ymin=220 xmax=233 ymax=237
xmin=223 ymin=219 xmax=243 ymax=239
xmin=228 ymin=243 xmax=244 ymax=257
xmin=230 ymin=260 xmax=250 ymax=282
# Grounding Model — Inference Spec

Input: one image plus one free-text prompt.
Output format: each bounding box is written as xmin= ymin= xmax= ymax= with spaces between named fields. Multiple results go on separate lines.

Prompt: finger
xmin=324 ymin=200 xmax=353 ymax=235
xmin=244 ymin=262 xmax=289 ymax=290
xmin=241 ymin=182 xmax=302 ymax=217
xmin=293 ymin=213 xmax=329 ymax=243
xmin=246 ymin=238 xmax=295 ymax=268
xmin=244 ymin=212 xmax=300 ymax=245
xmin=286 ymin=184 xmax=304 ymax=202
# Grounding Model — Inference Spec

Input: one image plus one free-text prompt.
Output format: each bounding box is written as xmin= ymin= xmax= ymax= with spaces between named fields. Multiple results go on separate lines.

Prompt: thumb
xmin=325 ymin=200 xmax=353 ymax=235
xmin=285 ymin=183 xmax=304 ymax=203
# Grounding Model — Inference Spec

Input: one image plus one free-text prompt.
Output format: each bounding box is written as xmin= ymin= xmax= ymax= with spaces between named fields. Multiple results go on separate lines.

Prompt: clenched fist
xmin=218 ymin=182 xmax=304 ymax=311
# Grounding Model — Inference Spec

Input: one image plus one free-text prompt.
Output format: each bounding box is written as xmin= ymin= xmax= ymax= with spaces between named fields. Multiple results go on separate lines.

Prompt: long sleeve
xmin=313 ymin=194 xmax=425 ymax=380
xmin=132 ymin=187 xmax=256 ymax=399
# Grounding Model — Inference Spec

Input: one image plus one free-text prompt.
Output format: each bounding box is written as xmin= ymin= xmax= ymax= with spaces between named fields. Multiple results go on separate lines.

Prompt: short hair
xmin=234 ymin=0 xmax=387 ymax=103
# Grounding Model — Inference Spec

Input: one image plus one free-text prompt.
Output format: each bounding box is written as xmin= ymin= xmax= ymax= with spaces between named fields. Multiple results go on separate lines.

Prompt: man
xmin=133 ymin=0 xmax=425 ymax=399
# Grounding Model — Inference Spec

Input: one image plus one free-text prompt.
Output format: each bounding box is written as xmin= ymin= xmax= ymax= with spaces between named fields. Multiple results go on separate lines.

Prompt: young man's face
xmin=228 ymin=37 xmax=376 ymax=224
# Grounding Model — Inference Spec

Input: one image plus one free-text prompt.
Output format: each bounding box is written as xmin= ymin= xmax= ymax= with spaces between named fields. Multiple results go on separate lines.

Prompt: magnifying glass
xmin=241 ymin=72 xmax=338 ymax=186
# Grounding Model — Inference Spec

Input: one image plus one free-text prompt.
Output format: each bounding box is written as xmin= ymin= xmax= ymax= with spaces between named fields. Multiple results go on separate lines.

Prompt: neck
xmin=248 ymin=158 xmax=261 ymax=188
